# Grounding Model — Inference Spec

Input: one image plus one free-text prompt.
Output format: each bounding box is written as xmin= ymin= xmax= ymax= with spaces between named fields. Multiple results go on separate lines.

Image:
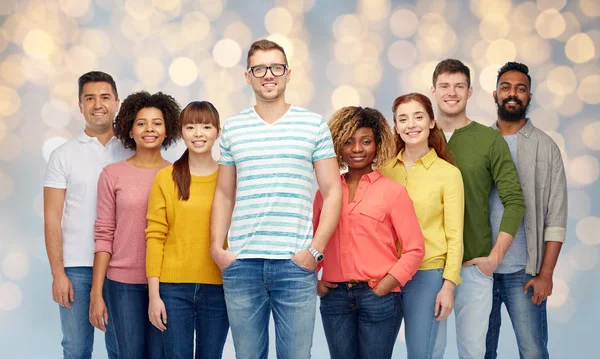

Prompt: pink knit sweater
xmin=94 ymin=160 xmax=168 ymax=284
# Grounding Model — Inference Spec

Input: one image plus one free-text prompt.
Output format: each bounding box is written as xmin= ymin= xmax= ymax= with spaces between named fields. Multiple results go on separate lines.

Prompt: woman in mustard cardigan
xmin=145 ymin=101 xmax=228 ymax=359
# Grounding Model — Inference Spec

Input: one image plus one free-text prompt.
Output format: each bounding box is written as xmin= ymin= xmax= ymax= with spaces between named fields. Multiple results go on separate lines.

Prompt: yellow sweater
xmin=146 ymin=165 xmax=222 ymax=284
xmin=381 ymin=148 xmax=464 ymax=285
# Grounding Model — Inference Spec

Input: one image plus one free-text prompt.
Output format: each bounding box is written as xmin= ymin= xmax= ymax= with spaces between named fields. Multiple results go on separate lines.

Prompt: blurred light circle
xmin=579 ymin=0 xmax=600 ymax=17
xmin=556 ymin=93 xmax=583 ymax=117
xmin=125 ymin=0 xmax=154 ymax=20
xmin=358 ymin=0 xmax=391 ymax=22
xmin=568 ymin=244 xmax=597 ymax=271
xmin=544 ymin=131 xmax=565 ymax=153
xmin=485 ymin=39 xmax=516 ymax=64
xmin=418 ymin=21 xmax=458 ymax=56
xmin=479 ymin=64 xmax=501 ymax=94
xmin=224 ymin=22 xmax=253 ymax=49
xmin=479 ymin=14 xmax=510 ymax=41
xmin=333 ymin=14 xmax=366 ymax=41
xmin=546 ymin=66 xmax=577 ymax=95
xmin=181 ymin=12 xmax=211 ymax=42
xmin=535 ymin=9 xmax=566 ymax=39
xmin=389 ymin=9 xmax=419 ymax=39
xmin=327 ymin=61 xmax=353 ymax=86
xmin=120 ymin=15 xmax=152 ymax=42
xmin=2 ymin=252 xmax=30 ymax=281
xmin=529 ymin=107 xmax=559 ymax=131
xmin=41 ymin=100 xmax=71 ymax=129
xmin=160 ymin=23 xmax=190 ymax=55
xmin=582 ymin=121 xmax=600 ymax=150
xmin=74 ymin=29 xmax=111 ymax=57
xmin=546 ymin=277 xmax=569 ymax=309
xmin=58 ymin=0 xmax=92 ymax=17
xmin=334 ymin=38 xmax=363 ymax=65
xmin=136 ymin=56 xmax=165 ymax=85
xmin=0 ymin=282 xmax=22 ymax=311
xmin=568 ymin=190 xmax=591 ymax=219
xmin=518 ymin=35 xmax=551 ymax=65
xmin=557 ymin=12 xmax=582 ymax=42
xmin=510 ymin=1 xmax=539 ymax=32
xmin=536 ymin=0 xmax=566 ymax=11
xmin=22 ymin=29 xmax=56 ymax=60
xmin=354 ymin=62 xmax=382 ymax=88
xmin=169 ymin=57 xmax=198 ymax=87
xmin=213 ymin=39 xmax=242 ymax=69
xmin=267 ymin=34 xmax=295 ymax=61
xmin=291 ymin=38 xmax=309 ymax=66
xmin=534 ymin=82 xmax=564 ymax=109
xmin=331 ymin=85 xmax=360 ymax=110
xmin=0 ymin=86 xmax=20 ymax=116
xmin=42 ymin=136 xmax=69 ymax=162
xmin=470 ymin=0 xmax=512 ymax=18
xmin=154 ymin=0 xmax=181 ymax=12
xmin=388 ymin=40 xmax=418 ymax=70
xmin=577 ymin=216 xmax=600 ymax=245
xmin=565 ymin=33 xmax=595 ymax=63
xmin=470 ymin=39 xmax=490 ymax=68
xmin=577 ymin=75 xmax=600 ymax=104
xmin=194 ymin=0 xmax=224 ymax=20
xmin=65 ymin=46 xmax=98 ymax=76
xmin=0 ymin=55 xmax=26 ymax=88
xmin=265 ymin=7 xmax=294 ymax=35
xmin=0 ymin=171 xmax=13 ymax=200
xmin=569 ymin=155 xmax=599 ymax=185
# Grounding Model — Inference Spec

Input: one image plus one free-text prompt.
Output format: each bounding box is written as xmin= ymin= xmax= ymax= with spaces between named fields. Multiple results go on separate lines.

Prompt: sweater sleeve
xmin=490 ymin=134 xmax=525 ymax=236
xmin=146 ymin=172 xmax=169 ymax=278
xmin=94 ymin=168 xmax=117 ymax=254
xmin=388 ymin=187 xmax=425 ymax=286
xmin=442 ymin=167 xmax=465 ymax=285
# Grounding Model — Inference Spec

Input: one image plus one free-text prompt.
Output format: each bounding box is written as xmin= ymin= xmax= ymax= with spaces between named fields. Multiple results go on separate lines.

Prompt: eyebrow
xmin=499 ymin=81 xmax=528 ymax=88
xmin=396 ymin=111 xmax=426 ymax=117
xmin=135 ymin=117 xmax=164 ymax=121
xmin=83 ymin=93 xmax=113 ymax=98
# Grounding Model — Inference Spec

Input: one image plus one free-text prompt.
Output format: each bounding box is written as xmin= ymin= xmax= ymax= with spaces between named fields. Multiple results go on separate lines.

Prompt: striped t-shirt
xmin=219 ymin=105 xmax=335 ymax=259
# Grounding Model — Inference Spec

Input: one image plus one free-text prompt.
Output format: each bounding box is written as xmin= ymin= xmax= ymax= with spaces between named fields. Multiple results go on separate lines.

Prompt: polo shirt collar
xmin=394 ymin=148 xmax=438 ymax=170
xmin=491 ymin=118 xmax=534 ymax=139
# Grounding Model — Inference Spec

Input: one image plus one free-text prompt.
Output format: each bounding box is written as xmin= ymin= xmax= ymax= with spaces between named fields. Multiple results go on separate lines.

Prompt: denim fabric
xmin=221 ymin=259 xmax=316 ymax=359
xmin=319 ymin=282 xmax=402 ymax=359
xmin=58 ymin=267 xmax=117 ymax=359
xmin=433 ymin=265 xmax=493 ymax=359
xmin=106 ymin=278 xmax=165 ymax=359
xmin=401 ymin=269 xmax=444 ymax=359
xmin=485 ymin=269 xmax=549 ymax=359
xmin=159 ymin=283 xmax=229 ymax=359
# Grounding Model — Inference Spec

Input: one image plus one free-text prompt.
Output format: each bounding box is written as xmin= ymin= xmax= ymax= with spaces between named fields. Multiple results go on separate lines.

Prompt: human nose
xmin=352 ymin=142 xmax=362 ymax=152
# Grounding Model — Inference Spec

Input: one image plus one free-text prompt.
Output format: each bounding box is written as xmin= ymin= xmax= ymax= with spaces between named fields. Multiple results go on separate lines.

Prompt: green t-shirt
xmin=446 ymin=121 xmax=525 ymax=262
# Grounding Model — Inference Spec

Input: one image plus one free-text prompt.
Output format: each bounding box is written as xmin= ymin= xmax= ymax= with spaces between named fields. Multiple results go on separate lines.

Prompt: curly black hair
xmin=114 ymin=91 xmax=181 ymax=150
xmin=497 ymin=62 xmax=531 ymax=87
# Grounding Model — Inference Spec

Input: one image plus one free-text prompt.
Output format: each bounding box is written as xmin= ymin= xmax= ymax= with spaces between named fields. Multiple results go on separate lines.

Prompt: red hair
xmin=391 ymin=93 xmax=454 ymax=165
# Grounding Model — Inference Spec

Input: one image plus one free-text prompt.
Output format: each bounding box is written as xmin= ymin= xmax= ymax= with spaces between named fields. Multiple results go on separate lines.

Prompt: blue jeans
xmin=159 ymin=283 xmax=229 ymax=359
xmin=434 ymin=264 xmax=493 ymax=359
xmin=401 ymin=269 xmax=444 ymax=359
xmin=58 ymin=267 xmax=117 ymax=359
xmin=106 ymin=278 xmax=165 ymax=359
xmin=320 ymin=282 xmax=402 ymax=359
xmin=221 ymin=259 xmax=317 ymax=359
xmin=485 ymin=269 xmax=549 ymax=359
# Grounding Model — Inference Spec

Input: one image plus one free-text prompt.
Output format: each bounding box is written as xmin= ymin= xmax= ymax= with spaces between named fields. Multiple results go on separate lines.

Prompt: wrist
xmin=51 ymin=268 xmax=66 ymax=277
xmin=538 ymin=269 xmax=553 ymax=278
xmin=441 ymin=280 xmax=456 ymax=292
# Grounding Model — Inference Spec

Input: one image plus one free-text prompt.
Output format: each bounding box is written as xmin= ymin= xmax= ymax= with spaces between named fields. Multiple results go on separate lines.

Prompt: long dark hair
xmin=172 ymin=101 xmax=220 ymax=200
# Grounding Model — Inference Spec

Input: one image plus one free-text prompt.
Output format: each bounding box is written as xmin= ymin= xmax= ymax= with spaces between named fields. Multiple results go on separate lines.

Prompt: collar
xmin=341 ymin=170 xmax=382 ymax=184
xmin=492 ymin=118 xmax=534 ymax=139
xmin=392 ymin=148 xmax=438 ymax=170
xmin=77 ymin=131 xmax=119 ymax=146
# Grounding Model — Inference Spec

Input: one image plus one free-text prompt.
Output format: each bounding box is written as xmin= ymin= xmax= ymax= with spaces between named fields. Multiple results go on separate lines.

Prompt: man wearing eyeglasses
xmin=210 ymin=39 xmax=342 ymax=359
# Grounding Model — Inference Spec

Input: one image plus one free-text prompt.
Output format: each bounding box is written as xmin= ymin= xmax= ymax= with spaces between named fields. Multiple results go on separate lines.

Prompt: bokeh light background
xmin=0 ymin=0 xmax=598 ymax=358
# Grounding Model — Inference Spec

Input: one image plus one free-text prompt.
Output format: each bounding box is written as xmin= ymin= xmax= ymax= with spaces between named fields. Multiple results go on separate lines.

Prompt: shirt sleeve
xmin=94 ymin=168 xmax=117 ymax=254
xmin=490 ymin=134 xmax=525 ymax=236
xmin=388 ymin=187 xmax=425 ymax=287
xmin=442 ymin=167 xmax=465 ymax=285
xmin=312 ymin=118 xmax=336 ymax=162
xmin=218 ymin=123 xmax=235 ymax=166
xmin=544 ymin=143 xmax=568 ymax=243
xmin=146 ymin=171 xmax=169 ymax=277
xmin=44 ymin=148 xmax=67 ymax=189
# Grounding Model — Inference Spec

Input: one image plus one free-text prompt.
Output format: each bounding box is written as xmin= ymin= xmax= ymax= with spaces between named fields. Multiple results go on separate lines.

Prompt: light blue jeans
xmin=58 ymin=267 xmax=118 ymax=359
xmin=433 ymin=265 xmax=493 ymax=359
xmin=221 ymin=259 xmax=317 ymax=359
xmin=401 ymin=269 xmax=444 ymax=359
xmin=485 ymin=269 xmax=549 ymax=359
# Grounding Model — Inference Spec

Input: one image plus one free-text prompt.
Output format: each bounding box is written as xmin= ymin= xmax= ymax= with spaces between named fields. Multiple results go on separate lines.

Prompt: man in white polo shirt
xmin=44 ymin=71 xmax=130 ymax=359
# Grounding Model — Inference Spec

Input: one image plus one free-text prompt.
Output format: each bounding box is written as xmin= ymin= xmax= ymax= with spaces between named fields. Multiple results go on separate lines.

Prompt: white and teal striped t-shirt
xmin=219 ymin=105 xmax=335 ymax=259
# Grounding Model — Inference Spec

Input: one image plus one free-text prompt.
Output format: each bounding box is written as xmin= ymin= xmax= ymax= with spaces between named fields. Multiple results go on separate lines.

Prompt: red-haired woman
xmin=145 ymin=101 xmax=229 ymax=359
xmin=381 ymin=93 xmax=464 ymax=359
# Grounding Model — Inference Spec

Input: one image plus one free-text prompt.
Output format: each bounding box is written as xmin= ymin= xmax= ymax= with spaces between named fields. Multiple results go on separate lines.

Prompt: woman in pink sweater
xmin=89 ymin=91 xmax=180 ymax=359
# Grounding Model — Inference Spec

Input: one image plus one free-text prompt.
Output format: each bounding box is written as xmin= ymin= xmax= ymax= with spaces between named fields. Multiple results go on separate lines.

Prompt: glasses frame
xmin=247 ymin=64 xmax=289 ymax=78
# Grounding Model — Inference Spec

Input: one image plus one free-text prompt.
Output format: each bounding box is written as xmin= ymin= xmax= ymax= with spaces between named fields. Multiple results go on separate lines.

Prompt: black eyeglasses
xmin=248 ymin=64 xmax=288 ymax=78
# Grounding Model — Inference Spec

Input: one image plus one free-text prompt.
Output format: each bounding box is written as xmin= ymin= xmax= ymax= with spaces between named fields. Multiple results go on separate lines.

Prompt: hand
xmin=317 ymin=280 xmax=337 ymax=297
xmin=52 ymin=272 xmax=74 ymax=309
xmin=371 ymin=274 xmax=399 ymax=297
xmin=148 ymin=296 xmax=167 ymax=331
xmin=211 ymin=248 xmax=236 ymax=271
xmin=524 ymin=272 xmax=553 ymax=305
xmin=89 ymin=294 xmax=108 ymax=332
xmin=434 ymin=281 xmax=455 ymax=321
xmin=463 ymin=256 xmax=498 ymax=277
xmin=291 ymin=249 xmax=317 ymax=271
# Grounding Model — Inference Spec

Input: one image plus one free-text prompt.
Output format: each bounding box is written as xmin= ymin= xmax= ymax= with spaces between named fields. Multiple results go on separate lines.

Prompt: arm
xmin=43 ymin=187 xmax=73 ymax=308
xmin=209 ymin=164 xmax=237 ymax=270
xmin=147 ymin=277 xmax=167 ymax=331
xmin=90 ymin=252 xmax=110 ymax=331
xmin=313 ymin=189 xmax=339 ymax=296
xmin=374 ymin=188 xmax=425 ymax=296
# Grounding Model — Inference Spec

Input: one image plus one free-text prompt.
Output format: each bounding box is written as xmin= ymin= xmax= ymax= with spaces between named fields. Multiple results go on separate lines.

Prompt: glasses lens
xmin=253 ymin=66 xmax=267 ymax=77
xmin=271 ymin=65 xmax=285 ymax=76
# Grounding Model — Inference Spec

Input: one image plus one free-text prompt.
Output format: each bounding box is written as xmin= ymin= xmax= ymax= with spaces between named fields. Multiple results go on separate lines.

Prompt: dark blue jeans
xmin=319 ymin=282 xmax=402 ymax=359
xmin=106 ymin=278 xmax=165 ymax=359
xmin=159 ymin=283 xmax=229 ymax=359
xmin=485 ymin=269 xmax=549 ymax=359
xmin=58 ymin=267 xmax=118 ymax=359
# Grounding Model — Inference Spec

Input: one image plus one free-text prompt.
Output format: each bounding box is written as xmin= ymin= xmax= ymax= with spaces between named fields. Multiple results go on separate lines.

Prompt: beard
xmin=496 ymin=96 xmax=529 ymax=122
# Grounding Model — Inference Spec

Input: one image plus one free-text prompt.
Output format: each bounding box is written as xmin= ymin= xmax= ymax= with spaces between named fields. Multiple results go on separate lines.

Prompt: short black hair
xmin=78 ymin=71 xmax=118 ymax=101
xmin=114 ymin=91 xmax=181 ymax=150
xmin=497 ymin=62 xmax=532 ymax=87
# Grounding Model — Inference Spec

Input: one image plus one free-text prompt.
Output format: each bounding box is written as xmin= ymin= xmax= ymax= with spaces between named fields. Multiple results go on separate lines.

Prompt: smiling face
xmin=432 ymin=72 xmax=472 ymax=117
xmin=79 ymin=81 xmax=119 ymax=133
xmin=245 ymin=49 xmax=291 ymax=103
xmin=494 ymin=70 xmax=532 ymax=122
xmin=394 ymin=100 xmax=435 ymax=147
xmin=341 ymin=127 xmax=377 ymax=172
xmin=129 ymin=107 xmax=166 ymax=151
xmin=182 ymin=122 xmax=218 ymax=155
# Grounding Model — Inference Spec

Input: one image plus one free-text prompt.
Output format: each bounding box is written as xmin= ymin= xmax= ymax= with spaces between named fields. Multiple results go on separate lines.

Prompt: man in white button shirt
xmin=44 ymin=71 xmax=131 ymax=359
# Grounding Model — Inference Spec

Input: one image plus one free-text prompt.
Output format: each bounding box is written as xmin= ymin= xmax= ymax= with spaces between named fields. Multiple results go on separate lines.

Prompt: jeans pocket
xmin=473 ymin=264 xmax=493 ymax=280
xmin=221 ymin=259 xmax=238 ymax=272
xmin=289 ymin=259 xmax=315 ymax=273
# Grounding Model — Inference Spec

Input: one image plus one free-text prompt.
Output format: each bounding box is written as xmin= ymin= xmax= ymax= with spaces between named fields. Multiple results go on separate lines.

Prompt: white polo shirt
xmin=44 ymin=132 xmax=132 ymax=267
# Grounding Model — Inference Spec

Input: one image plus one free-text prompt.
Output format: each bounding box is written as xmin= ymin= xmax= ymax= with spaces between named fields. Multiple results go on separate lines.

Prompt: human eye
xmin=415 ymin=115 xmax=423 ymax=120
xmin=397 ymin=117 xmax=407 ymax=123
xmin=185 ymin=125 xmax=194 ymax=130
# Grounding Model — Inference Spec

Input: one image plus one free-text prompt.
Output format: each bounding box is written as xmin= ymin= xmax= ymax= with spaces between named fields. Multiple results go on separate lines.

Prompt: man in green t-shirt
xmin=430 ymin=59 xmax=525 ymax=359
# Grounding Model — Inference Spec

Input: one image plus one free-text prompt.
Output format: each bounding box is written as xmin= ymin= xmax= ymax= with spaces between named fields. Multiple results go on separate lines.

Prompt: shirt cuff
xmin=544 ymin=226 xmax=566 ymax=243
